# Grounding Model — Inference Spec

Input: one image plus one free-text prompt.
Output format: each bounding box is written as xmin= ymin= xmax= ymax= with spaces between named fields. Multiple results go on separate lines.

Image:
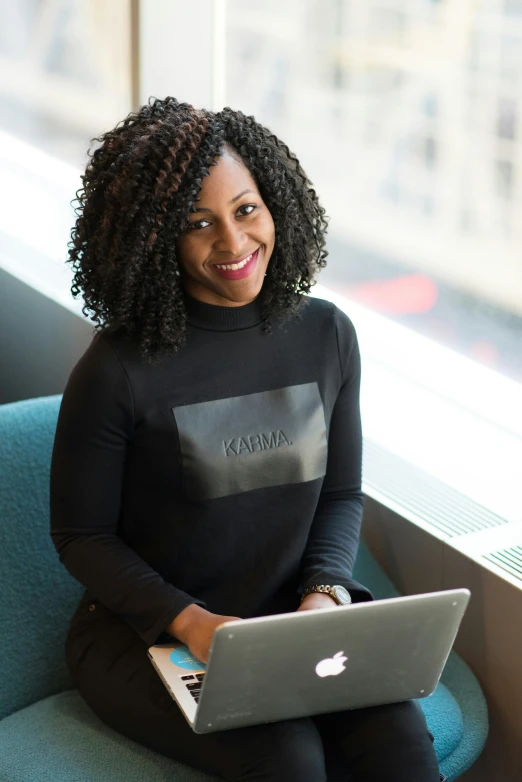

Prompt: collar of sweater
xmin=183 ymin=289 xmax=266 ymax=331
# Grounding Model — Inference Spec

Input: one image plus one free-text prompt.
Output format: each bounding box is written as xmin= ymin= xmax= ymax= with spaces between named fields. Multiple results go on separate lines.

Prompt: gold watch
xmin=300 ymin=585 xmax=352 ymax=606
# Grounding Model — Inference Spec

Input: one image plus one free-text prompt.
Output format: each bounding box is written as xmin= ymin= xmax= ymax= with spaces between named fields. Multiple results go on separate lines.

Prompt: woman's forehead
xmin=197 ymin=150 xmax=257 ymax=199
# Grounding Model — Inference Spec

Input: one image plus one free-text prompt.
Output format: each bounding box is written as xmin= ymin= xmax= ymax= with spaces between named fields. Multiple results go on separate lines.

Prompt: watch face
xmin=332 ymin=586 xmax=351 ymax=604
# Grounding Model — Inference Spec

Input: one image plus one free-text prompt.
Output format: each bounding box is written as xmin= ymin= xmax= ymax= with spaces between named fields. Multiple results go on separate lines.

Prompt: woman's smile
xmin=210 ymin=246 xmax=261 ymax=279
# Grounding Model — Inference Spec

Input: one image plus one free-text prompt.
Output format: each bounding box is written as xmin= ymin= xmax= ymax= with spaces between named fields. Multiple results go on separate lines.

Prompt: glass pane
xmin=0 ymin=0 xmax=131 ymax=167
xmin=225 ymin=0 xmax=522 ymax=384
xmin=0 ymin=0 xmax=132 ymax=274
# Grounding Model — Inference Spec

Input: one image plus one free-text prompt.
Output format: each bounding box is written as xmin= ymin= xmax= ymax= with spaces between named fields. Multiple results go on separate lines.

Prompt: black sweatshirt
xmin=50 ymin=290 xmax=374 ymax=648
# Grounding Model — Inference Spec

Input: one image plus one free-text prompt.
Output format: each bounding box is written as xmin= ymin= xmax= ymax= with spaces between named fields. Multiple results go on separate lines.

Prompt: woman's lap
xmin=66 ymin=605 xmax=441 ymax=782
xmin=66 ymin=607 xmax=328 ymax=780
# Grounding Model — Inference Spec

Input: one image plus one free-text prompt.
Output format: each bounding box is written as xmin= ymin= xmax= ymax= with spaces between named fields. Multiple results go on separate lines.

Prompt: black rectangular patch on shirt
xmin=172 ymin=382 xmax=328 ymax=500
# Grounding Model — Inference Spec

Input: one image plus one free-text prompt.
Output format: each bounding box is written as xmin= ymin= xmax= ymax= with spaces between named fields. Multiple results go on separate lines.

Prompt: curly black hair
xmin=67 ymin=96 xmax=330 ymax=365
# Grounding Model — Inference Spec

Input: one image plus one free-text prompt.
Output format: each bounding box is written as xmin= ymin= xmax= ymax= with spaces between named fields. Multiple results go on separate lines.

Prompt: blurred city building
xmin=226 ymin=0 xmax=522 ymax=379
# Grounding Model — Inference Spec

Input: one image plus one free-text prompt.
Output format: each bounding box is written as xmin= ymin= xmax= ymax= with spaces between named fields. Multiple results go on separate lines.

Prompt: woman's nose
xmin=213 ymin=220 xmax=248 ymax=257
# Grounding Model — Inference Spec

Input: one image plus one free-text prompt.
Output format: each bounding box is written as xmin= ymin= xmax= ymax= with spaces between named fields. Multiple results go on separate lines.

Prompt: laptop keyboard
xmin=181 ymin=673 xmax=206 ymax=703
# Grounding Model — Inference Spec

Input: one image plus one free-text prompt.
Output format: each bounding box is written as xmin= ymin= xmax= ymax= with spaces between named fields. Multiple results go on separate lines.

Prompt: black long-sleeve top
xmin=50 ymin=290 xmax=374 ymax=648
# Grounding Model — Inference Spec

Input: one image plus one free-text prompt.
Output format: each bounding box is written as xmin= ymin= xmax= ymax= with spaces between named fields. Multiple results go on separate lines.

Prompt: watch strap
xmin=300 ymin=585 xmax=351 ymax=605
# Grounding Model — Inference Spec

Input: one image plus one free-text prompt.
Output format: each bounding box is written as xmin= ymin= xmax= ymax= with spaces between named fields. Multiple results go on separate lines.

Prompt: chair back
xmin=0 ymin=395 xmax=82 ymax=720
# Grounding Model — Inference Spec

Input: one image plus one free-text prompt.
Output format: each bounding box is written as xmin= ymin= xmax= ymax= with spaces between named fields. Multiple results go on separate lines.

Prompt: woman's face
xmin=176 ymin=148 xmax=276 ymax=307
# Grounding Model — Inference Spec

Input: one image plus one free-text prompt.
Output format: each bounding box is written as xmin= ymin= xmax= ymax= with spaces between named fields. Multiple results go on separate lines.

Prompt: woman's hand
xmin=296 ymin=592 xmax=339 ymax=612
xmin=167 ymin=593 xmax=337 ymax=665
xmin=166 ymin=604 xmax=241 ymax=665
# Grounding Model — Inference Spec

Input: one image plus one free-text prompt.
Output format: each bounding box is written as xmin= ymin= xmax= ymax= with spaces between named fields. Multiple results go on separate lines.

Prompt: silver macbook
xmin=148 ymin=588 xmax=470 ymax=734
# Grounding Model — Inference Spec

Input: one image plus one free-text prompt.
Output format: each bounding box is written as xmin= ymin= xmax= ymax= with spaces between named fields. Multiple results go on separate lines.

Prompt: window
xmin=1 ymin=0 xmax=520 ymax=526
xmin=224 ymin=0 xmax=522 ymax=523
xmin=0 ymin=0 xmax=131 ymax=165
xmin=0 ymin=0 xmax=131 ymax=306
xmin=226 ymin=0 xmax=522 ymax=387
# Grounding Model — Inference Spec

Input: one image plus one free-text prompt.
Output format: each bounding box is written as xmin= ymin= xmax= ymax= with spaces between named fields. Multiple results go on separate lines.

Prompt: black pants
xmin=66 ymin=598 xmax=445 ymax=782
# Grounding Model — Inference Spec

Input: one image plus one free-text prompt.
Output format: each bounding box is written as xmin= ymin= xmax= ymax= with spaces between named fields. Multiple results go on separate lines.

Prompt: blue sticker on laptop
xmin=169 ymin=644 xmax=207 ymax=670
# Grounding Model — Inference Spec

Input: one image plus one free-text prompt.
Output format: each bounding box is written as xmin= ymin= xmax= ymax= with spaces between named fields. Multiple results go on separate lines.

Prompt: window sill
xmin=312 ymin=284 xmax=522 ymax=591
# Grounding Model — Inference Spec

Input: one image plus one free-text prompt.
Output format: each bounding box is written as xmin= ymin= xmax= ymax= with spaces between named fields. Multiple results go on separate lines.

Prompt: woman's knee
xmin=375 ymin=700 xmax=433 ymax=752
xmin=380 ymin=700 xmax=434 ymax=743
xmin=350 ymin=699 xmax=432 ymax=741
xmin=329 ymin=701 xmax=440 ymax=782
xmin=330 ymin=699 xmax=437 ymax=764
xmin=232 ymin=718 xmax=328 ymax=782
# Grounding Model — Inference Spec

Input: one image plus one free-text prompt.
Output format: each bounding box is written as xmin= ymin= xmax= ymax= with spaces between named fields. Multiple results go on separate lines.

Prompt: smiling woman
xmin=66 ymin=96 xmax=328 ymax=365
xmin=52 ymin=94 xmax=444 ymax=782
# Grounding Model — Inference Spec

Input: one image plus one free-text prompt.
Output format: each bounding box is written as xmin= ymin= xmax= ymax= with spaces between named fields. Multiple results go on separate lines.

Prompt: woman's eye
xmin=187 ymin=204 xmax=258 ymax=231
xmin=188 ymin=219 xmax=211 ymax=231
xmin=238 ymin=204 xmax=257 ymax=216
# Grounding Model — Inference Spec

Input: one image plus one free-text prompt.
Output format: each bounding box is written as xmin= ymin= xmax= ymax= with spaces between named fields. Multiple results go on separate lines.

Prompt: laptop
xmin=148 ymin=588 xmax=470 ymax=734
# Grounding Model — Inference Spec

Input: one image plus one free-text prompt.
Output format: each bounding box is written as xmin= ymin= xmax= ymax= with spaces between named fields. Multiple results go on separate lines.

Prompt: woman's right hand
xmin=166 ymin=604 xmax=241 ymax=665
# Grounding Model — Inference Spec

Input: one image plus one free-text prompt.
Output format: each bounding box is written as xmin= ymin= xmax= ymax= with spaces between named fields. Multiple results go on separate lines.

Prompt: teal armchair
xmin=0 ymin=395 xmax=488 ymax=781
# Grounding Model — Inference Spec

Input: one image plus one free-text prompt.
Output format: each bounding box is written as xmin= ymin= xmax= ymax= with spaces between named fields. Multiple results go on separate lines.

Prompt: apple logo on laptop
xmin=315 ymin=651 xmax=348 ymax=678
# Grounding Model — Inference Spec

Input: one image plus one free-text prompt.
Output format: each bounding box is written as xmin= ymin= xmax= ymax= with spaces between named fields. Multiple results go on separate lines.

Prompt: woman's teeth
xmin=214 ymin=251 xmax=255 ymax=271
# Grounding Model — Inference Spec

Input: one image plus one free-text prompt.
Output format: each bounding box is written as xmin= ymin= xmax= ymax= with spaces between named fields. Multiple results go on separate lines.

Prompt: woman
xmin=50 ymin=96 xmax=444 ymax=782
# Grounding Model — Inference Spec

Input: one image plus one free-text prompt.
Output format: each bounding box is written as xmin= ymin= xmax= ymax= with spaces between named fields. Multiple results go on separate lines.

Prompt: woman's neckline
xmin=182 ymin=289 xmax=266 ymax=331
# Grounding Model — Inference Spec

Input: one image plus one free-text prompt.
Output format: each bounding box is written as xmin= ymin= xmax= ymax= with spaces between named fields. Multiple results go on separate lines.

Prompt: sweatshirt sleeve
xmin=299 ymin=305 xmax=374 ymax=603
xmin=50 ymin=333 xmax=205 ymax=646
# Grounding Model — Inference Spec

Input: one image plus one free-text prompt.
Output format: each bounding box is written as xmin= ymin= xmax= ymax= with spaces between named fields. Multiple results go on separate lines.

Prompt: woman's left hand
xmin=296 ymin=592 xmax=339 ymax=612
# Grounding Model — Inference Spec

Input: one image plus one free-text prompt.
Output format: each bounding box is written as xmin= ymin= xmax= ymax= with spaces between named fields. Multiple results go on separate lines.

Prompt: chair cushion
xmin=0 ymin=685 xmax=462 ymax=782
xmin=437 ymin=650 xmax=489 ymax=781
xmin=0 ymin=395 xmax=83 ymax=719
xmin=0 ymin=690 xmax=218 ymax=782
xmin=418 ymin=681 xmax=463 ymax=761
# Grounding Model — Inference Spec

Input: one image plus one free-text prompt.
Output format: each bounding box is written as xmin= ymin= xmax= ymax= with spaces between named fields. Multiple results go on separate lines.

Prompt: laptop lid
xmin=149 ymin=588 xmax=470 ymax=734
